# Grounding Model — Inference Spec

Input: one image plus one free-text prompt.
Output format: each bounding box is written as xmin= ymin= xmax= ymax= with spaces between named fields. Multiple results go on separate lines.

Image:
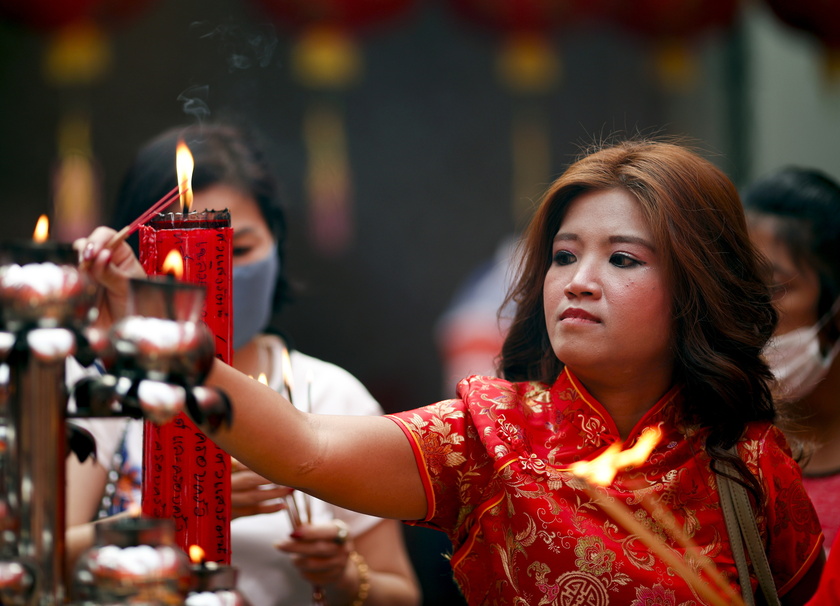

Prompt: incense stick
xmin=579 ymin=481 xmax=731 ymax=606
xmin=303 ymin=372 xmax=314 ymax=524
xmin=104 ymin=184 xmax=182 ymax=250
xmin=637 ymin=491 xmax=743 ymax=604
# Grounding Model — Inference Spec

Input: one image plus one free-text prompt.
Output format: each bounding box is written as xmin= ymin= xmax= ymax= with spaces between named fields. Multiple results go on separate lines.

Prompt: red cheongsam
xmin=387 ymin=368 xmax=823 ymax=606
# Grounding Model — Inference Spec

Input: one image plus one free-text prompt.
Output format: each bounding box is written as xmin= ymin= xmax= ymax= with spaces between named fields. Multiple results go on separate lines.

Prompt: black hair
xmin=742 ymin=167 xmax=840 ymax=329
xmin=111 ymin=122 xmax=293 ymax=313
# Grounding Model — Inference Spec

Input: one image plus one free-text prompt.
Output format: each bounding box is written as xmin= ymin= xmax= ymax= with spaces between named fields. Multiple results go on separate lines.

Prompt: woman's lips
xmin=560 ymin=308 xmax=600 ymax=322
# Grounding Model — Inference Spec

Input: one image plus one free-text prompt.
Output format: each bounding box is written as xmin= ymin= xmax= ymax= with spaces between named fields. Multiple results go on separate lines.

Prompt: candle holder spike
xmin=69 ymin=277 xmax=230 ymax=427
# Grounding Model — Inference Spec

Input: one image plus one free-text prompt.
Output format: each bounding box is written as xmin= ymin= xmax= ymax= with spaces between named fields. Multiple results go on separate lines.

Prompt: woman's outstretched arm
xmin=204 ymin=360 xmax=427 ymax=520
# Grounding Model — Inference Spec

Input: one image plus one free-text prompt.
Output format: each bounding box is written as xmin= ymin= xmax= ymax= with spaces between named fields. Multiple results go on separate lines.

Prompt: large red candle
xmin=138 ymin=210 xmax=233 ymax=564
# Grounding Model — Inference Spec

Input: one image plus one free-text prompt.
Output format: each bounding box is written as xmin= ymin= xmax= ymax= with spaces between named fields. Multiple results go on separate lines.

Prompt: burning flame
xmin=570 ymin=426 xmax=661 ymax=487
xmin=257 ymin=373 xmax=268 ymax=385
xmin=176 ymin=139 xmax=194 ymax=213
xmin=189 ymin=544 xmax=205 ymax=565
xmin=161 ymin=249 xmax=184 ymax=279
xmin=33 ymin=214 xmax=49 ymax=243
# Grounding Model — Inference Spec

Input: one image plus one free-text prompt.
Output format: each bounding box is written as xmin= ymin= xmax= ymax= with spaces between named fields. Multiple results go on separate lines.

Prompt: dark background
xmin=0 ymin=1 xmax=836 ymax=603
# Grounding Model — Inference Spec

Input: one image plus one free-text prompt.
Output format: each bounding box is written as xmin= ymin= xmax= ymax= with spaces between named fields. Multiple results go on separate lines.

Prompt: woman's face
xmin=748 ymin=214 xmax=820 ymax=336
xmin=543 ymin=188 xmax=674 ymax=383
xmin=193 ymin=184 xmax=274 ymax=266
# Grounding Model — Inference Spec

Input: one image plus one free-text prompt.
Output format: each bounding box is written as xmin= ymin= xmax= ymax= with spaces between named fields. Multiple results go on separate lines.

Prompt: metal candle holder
xmin=72 ymin=516 xmax=192 ymax=605
xmin=186 ymin=562 xmax=250 ymax=606
xmin=0 ymin=239 xmax=231 ymax=606
xmin=0 ymin=241 xmax=98 ymax=606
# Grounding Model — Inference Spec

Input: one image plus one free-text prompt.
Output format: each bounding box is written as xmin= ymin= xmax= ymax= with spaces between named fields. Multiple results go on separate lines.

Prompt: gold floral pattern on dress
xmin=630 ymin=583 xmax=695 ymax=606
xmin=574 ymin=536 xmax=616 ymax=576
xmin=387 ymin=370 xmax=823 ymax=605
xmin=402 ymin=400 xmax=466 ymax=476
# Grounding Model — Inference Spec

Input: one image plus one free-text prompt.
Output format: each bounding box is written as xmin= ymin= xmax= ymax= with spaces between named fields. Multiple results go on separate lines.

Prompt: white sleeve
xmin=68 ymin=417 xmax=129 ymax=470
xmin=290 ymin=351 xmax=383 ymax=417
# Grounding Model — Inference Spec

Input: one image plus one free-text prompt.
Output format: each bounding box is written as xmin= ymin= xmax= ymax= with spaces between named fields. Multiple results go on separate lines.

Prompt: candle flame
xmin=176 ymin=140 xmax=194 ymax=213
xmin=161 ymin=249 xmax=184 ymax=279
xmin=257 ymin=373 xmax=268 ymax=385
xmin=570 ymin=426 xmax=661 ymax=487
xmin=33 ymin=215 xmax=49 ymax=243
xmin=189 ymin=544 xmax=205 ymax=564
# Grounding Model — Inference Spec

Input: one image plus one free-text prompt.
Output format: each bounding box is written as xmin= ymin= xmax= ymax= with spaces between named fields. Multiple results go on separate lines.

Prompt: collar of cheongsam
xmin=560 ymin=367 xmax=682 ymax=443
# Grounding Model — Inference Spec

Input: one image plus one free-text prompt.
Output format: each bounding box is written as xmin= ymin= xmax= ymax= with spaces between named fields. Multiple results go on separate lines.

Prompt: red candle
xmin=138 ymin=209 xmax=233 ymax=564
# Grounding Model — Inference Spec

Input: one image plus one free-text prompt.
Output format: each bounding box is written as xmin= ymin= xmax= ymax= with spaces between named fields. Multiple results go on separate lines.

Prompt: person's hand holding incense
xmin=275 ymin=520 xmax=356 ymax=595
xmin=74 ymin=226 xmax=146 ymax=329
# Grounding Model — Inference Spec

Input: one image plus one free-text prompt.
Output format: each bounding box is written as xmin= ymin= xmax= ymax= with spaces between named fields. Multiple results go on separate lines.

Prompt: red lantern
xmin=0 ymin=0 xmax=101 ymax=31
xmin=0 ymin=0 xmax=157 ymax=32
xmin=248 ymin=0 xmax=416 ymax=34
xmin=607 ymin=0 xmax=740 ymax=39
xmin=446 ymin=0 xmax=604 ymax=34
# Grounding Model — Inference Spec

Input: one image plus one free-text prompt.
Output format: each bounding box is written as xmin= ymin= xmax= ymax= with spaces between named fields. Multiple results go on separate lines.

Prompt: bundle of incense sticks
xmin=105 ymin=184 xmax=182 ymax=249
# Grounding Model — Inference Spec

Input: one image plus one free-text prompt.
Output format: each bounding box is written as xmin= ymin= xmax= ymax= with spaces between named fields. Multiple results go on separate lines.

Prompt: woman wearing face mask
xmin=66 ymin=123 xmax=421 ymax=606
xmin=744 ymin=167 xmax=840 ymax=553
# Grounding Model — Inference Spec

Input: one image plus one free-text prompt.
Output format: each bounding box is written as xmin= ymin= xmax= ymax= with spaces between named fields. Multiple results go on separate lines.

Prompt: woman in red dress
xmin=80 ymin=139 xmax=825 ymax=605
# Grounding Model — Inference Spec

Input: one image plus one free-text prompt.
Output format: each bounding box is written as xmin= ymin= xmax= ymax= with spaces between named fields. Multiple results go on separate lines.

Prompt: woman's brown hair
xmin=500 ymin=139 xmax=778 ymax=495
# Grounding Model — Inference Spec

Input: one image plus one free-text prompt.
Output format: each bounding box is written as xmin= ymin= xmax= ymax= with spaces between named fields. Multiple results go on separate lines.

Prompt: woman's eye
xmin=552 ymin=250 xmax=575 ymax=265
xmin=233 ymin=246 xmax=252 ymax=257
xmin=610 ymin=253 xmax=642 ymax=268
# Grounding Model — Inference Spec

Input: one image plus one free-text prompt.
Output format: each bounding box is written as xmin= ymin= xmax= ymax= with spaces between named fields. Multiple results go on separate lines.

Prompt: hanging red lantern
xmin=607 ymin=0 xmax=740 ymax=39
xmin=446 ymin=0 xmax=604 ymax=35
xmin=0 ymin=0 xmax=157 ymax=32
xmin=0 ymin=0 xmax=101 ymax=31
xmin=248 ymin=0 xmax=416 ymax=34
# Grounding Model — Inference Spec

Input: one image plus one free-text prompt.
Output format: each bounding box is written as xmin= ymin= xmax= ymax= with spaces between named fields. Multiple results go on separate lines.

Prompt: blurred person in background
xmin=435 ymin=235 xmax=518 ymax=395
xmin=744 ymin=167 xmax=840 ymax=554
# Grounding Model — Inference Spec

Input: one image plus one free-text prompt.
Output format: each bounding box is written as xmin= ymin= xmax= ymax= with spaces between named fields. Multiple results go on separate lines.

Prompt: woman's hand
xmin=74 ymin=228 xmax=146 ymax=329
xmin=275 ymin=520 xmax=354 ymax=589
xmin=230 ymin=458 xmax=289 ymax=519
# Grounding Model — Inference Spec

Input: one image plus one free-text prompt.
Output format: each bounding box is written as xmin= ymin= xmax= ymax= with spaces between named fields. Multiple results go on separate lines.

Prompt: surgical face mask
xmin=232 ymin=245 xmax=279 ymax=351
xmin=764 ymin=298 xmax=840 ymax=402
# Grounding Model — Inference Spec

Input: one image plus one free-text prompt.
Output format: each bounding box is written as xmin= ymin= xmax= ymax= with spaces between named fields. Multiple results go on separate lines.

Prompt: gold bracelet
xmin=349 ymin=550 xmax=371 ymax=606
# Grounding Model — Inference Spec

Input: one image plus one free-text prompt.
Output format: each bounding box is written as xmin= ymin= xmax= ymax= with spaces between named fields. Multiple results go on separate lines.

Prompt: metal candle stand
xmin=186 ymin=560 xmax=250 ymax=606
xmin=0 ymin=241 xmax=98 ymax=606
xmin=0 ymin=242 xmax=232 ymax=606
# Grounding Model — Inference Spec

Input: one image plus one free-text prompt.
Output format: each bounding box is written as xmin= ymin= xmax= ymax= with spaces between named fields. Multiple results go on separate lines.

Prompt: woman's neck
xmin=572 ymin=368 xmax=672 ymax=439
